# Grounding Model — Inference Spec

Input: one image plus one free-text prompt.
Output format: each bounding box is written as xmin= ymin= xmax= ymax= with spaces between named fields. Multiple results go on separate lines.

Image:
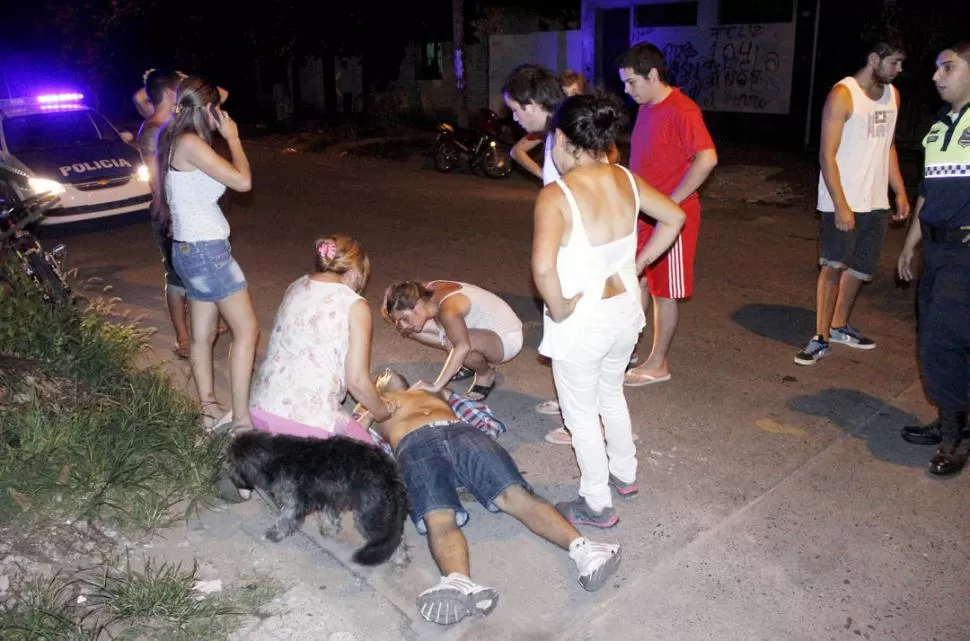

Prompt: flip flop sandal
xmin=544 ymin=425 xmax=572 ymax=445
xmin=174 ymin=340 xmax=190 ymax=360
xmin=623 ymin=371 xmax=672 ymax=388
xmin=450 ymin=367 xmax=475 ymax=382
xmin=200 ymin=404 xmax=230 ymax=432
xmin=465 ymin=381 xmax=496 ymax=401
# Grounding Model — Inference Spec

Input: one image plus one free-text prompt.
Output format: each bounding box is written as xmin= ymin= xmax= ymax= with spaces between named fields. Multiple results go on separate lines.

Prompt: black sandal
xmin=450 ymin=367 xmax=475 ymax=382
xmin=465 ymin=381 xmax=496 ymax=401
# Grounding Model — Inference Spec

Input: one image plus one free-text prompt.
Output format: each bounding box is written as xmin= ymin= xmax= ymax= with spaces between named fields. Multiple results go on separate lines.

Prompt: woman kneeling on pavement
xmin=381 ymin=280 xmax=523 ymax=401
xmin=248 ymin=235 xmax=397 ymax=442
xmin=532 ymin=94 xmax=685 ymax=528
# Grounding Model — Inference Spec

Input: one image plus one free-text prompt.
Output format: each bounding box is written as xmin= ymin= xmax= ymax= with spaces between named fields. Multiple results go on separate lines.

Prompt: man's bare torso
xmin=373 ymin=390 xmax=458 ymax=450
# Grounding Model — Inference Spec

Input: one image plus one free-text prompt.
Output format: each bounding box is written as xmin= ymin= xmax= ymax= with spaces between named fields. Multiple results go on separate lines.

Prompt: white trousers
xmin=551 ymin=293 xmax=642 ymax=511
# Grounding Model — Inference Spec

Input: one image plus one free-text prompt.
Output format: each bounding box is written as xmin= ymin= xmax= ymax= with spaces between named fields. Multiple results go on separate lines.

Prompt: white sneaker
xmin=569 ymin=538 xmax=622 ymax=592
xmin=535 ymin=399 xmax=560 ymax=415
xmin=416 ymin=573 xmax=499 ymax=625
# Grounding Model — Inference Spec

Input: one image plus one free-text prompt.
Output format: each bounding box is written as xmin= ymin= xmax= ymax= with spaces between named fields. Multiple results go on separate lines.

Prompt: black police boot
xmin=901 ymin=419 xmax=942 ymax=445
xmin=928 ymin=409 xmax=970 ymax=476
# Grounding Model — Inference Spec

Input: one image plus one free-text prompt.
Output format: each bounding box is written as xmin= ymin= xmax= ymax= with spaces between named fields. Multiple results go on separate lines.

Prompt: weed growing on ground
xmin=0 ymin=558 xmax=281 ymax=641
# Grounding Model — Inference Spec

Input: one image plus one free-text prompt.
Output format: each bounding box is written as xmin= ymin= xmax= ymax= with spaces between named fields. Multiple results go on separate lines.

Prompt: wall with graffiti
xmin=631 ymin=21 xmax=796 ymax=115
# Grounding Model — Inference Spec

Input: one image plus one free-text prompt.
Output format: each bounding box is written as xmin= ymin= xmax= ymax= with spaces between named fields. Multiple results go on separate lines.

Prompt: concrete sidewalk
xmin=60 ymin=146 xmax=967 ymax=640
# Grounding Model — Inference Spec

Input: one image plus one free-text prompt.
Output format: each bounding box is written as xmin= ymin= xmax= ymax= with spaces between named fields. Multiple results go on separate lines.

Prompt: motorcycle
xmin=0 ymin=169 xmax=72 ymax=303
xmin=433 ymin=108 xmax=513 ymax=179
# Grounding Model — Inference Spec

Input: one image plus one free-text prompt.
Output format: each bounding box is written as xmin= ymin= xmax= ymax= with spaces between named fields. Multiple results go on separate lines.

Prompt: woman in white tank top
xmin=531 ymin=95 xmax=685 ymax=528
xmin=156 ymin=76 xmax=259 ymax=432
xmin=381 ymin=280 xmax=523 ymax=401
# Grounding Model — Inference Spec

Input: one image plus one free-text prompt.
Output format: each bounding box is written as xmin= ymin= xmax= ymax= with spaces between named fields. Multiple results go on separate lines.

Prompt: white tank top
xmin=166 ymin=168 xmax=230 ymax=242
xmin=542 ymin=132 xmax=560 ymax=186
xmin=249 ymin=278 xmax=362 ymax=431
xmin=427 ymin=281 xmax=522 ymax=341
xmin=538 ymin=165 xmax=646 ymax=359
xmin=817 ymin=77 xmax=898 ymax=213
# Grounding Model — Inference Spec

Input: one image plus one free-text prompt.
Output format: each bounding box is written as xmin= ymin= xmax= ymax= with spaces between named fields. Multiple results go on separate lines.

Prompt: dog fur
xmin=225 ymin=430 xmax=409 ymax=566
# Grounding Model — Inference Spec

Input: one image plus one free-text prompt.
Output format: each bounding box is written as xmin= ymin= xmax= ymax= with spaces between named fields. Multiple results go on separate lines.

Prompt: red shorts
xmin=636 ymin=198 xmax=700 ymax=300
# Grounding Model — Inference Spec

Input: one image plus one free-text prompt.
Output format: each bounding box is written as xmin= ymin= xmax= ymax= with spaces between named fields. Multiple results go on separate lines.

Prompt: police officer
xmin=897 ymin=41 xmax=970 ymax=476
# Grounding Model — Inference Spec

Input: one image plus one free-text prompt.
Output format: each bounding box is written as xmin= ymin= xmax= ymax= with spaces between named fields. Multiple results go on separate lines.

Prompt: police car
xmin=0 ymin=93 xmax=151 ymax=225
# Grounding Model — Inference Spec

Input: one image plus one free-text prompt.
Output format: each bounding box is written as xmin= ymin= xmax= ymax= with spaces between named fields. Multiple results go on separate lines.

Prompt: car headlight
xmin=28 ymin=177 xmax=66 ymax=195
xmin=136 ymin=164 xmax=150 ymax=183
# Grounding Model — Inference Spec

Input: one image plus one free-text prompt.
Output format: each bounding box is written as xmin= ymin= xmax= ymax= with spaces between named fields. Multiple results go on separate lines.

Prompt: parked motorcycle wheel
xmin=481 ymin=145 xmax=512 ymax=179
xmin=434 ymin=142 xmax=459 ymax=173
xmin=27 ymin=252 xmax=71 ymax=303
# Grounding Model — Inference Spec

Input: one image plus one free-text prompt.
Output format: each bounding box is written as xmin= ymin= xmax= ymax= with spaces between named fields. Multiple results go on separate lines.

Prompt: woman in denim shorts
xmin=155 ymin=75 xmax=259 ymax=431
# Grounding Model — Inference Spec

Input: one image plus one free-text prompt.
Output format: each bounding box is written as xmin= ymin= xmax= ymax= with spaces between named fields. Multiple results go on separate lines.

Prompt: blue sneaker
xmin=829 ymin=325 xmax=876 ymax=350
xmin=794 ymin=336 xmax=832 ymax=366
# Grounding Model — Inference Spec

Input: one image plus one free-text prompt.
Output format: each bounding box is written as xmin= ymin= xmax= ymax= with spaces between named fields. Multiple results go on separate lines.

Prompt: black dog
xmin=225 ymin=430 xmax=409 ymax=566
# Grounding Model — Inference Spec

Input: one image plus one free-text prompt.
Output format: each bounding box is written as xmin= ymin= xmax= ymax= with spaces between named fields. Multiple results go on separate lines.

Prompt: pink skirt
xmin=249 ymin=407 xmax=375 ymax=445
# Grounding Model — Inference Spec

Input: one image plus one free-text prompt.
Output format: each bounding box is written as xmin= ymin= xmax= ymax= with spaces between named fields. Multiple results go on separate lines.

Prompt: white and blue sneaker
xmin=794 ymin=336 xmax=832 ymax=366
xmin=829 ymin=325 xmax=876 ymax=350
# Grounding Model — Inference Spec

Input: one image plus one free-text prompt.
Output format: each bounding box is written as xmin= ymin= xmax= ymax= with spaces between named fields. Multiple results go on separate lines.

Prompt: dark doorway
xmin=806 ymin=0 xmax=885 ymax=150
xmin=596 ymin=8 xmax=630 ymax=99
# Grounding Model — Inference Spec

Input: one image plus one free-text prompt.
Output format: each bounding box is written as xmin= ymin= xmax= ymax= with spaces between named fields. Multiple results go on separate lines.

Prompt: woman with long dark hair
xmin=532 ymin=94 xmax=685 ymax=528
xmin=156 ymin=76 xmax=259 ymax=431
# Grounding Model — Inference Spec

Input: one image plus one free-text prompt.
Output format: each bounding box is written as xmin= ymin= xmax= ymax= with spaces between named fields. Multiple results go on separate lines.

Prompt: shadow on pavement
xmin=730 ymin=303 xmax=815 ymax=347
xmin=788 ymin=387 xmax=929 ymax=468
xmin=497 ymin=291 xmax=543 ymax=323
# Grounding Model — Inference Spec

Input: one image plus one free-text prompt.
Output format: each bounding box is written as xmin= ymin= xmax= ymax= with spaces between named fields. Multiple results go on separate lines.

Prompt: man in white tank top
xmin=795 ymin=34 xmax=911 ymax=367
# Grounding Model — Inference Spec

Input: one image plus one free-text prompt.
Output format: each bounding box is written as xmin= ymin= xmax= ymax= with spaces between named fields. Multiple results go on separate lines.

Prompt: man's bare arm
xmin=668 ymin=148 xmax=718 ymax=204
xmin=819 ymin=84 xmax=854 ymax=231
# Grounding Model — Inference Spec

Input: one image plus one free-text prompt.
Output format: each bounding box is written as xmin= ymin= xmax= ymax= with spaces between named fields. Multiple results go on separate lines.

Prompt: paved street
xmin=48 ymin=144 xmax=968 ymax=641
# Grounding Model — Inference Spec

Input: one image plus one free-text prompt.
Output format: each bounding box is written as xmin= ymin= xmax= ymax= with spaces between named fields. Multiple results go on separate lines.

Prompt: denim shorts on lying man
xmin=172 ymin=239 xmax=248 ymax=303
xmin=394 ymin=421 xmax=531 ymax=535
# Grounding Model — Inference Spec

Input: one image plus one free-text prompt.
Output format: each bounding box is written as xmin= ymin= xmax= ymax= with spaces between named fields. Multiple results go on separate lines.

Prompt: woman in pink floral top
xmin=249 ymin=235 xmax=396 ymax=441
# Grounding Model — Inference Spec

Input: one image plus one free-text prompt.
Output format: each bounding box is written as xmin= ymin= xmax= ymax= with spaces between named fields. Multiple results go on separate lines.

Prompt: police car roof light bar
xmin=36 ymin=93 xmax=84 ymax=104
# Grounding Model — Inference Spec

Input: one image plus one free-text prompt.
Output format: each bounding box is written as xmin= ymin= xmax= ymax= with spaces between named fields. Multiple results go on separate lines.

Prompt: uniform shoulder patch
xmin=959 ymin=126 xmax=970 ymax=148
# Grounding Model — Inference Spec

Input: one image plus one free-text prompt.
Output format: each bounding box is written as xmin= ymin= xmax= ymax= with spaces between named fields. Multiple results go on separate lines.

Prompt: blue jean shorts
xmin=172 ymin=239 xmax=247 ymax=302
xmin=394 ymin=421 xmax=531 ymax=535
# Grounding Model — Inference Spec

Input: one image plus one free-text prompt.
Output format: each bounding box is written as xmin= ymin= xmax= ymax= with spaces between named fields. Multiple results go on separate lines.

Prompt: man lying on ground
xmin=353 ymin=369 xmax=622 ymax=626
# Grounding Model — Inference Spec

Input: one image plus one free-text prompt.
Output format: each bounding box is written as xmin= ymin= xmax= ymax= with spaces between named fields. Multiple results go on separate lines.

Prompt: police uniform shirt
xmin=920 ymin=103 xmax=970 ymax=227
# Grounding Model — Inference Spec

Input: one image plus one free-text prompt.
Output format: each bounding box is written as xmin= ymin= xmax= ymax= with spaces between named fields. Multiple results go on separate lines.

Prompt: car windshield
xmin=2 ymin=110 xmax=120 ymax=154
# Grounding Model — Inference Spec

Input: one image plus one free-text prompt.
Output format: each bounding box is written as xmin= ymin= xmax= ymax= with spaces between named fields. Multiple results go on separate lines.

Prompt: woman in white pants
xmin=531 ymin=95 xmax=685 ymax=528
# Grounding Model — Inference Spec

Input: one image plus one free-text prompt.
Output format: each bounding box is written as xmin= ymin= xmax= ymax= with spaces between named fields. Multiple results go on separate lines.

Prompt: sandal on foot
xmin=535 ymin=399 xmax=560 ymax=415
xmin=450 ymin=367 xmax=475 ymax=382
xmin=416 ymin=574 xmax=499 ymax=625
xmin=623 ymin=370 xmax=672 ymax=387
xmin=208 ymin=411 xmax=237 ymax=435
xmin=545 ymin=425 xmax=572 ymax=445
xmin=200 ymin=403 xmax=229 ymax=432
xmin=465 ymin=381 xmax=495 ymax=402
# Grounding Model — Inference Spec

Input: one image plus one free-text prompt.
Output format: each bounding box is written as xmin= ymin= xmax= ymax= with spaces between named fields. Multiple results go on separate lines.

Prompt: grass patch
xmin=0 ymin=558 xmax=281 ymax=641
xmin=0 ymin=263 xmax=225 ymax=530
